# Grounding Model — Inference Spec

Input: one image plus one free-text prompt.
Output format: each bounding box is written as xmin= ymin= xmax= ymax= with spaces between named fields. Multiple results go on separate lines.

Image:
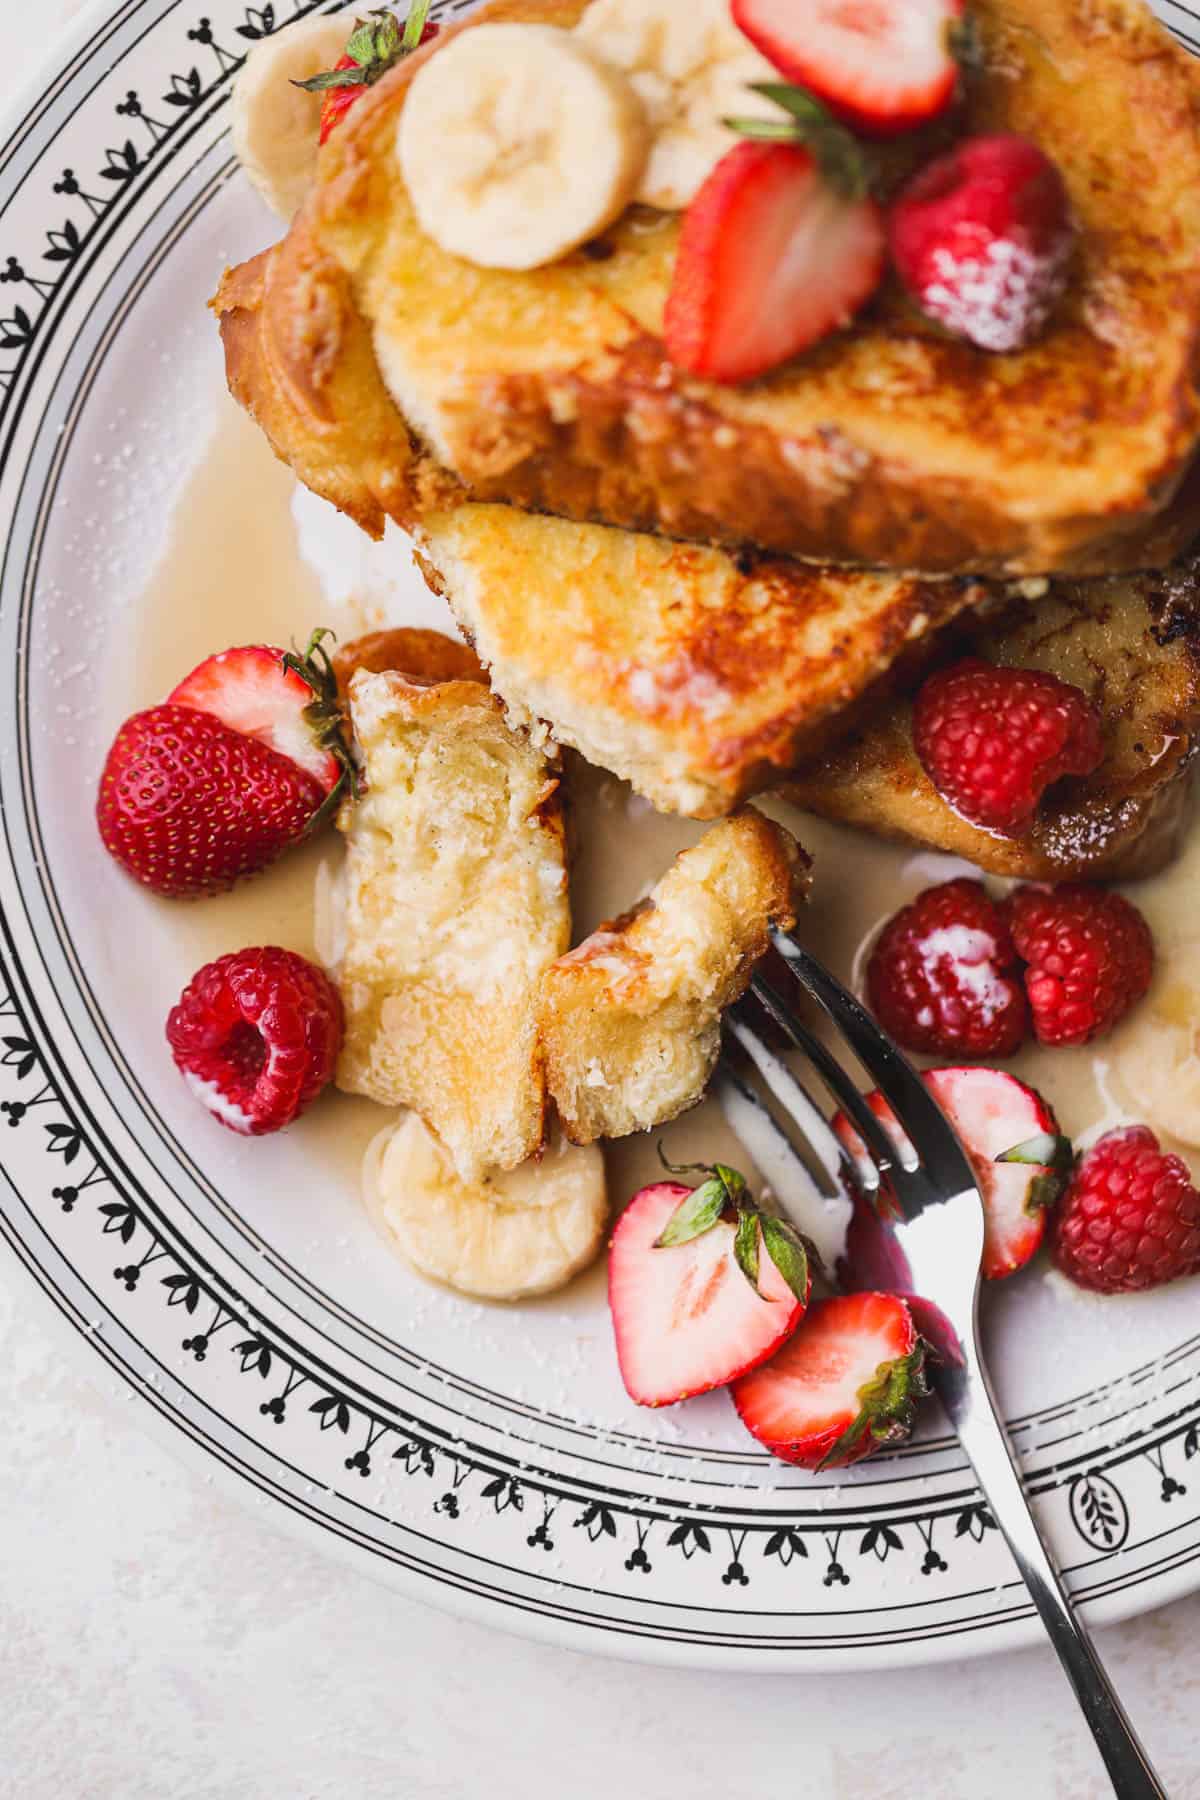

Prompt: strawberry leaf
xmin=654 ymin=1178 xmax=728 ymax=1249
xmin=401 ymin=0 xmax=432 ymax=51
xmin=995 ymin=1131 xmax=1072 ymax=1168
xmin=656 ymin=1146 xmax=748 ymax=1206
xmin=733 ymin=1208 xmax=761 ymax=1295
xmin=761 ymin=1215 xmax=810 ymax=1305
xmin=818 ymin=1340 xmax=930 ymax=1471
xmin=295 ymin=66 xmax=370 ymax=92
xmin=727 ymin=81 xmax=873 ymax=200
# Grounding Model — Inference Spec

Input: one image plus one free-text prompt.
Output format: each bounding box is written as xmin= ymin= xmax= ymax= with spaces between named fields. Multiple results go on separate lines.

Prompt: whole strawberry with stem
xmin=1052 ymin=1126 xmax=1200 ymax=1294
xmin=296 ymin=2 xmax=439 ymax=144
xmin=890 ymin=133 xmax=1075 ymax=352
xmin=913 ymin=657 xmax=1104 ymax=837
xmin=167 ymin=946 xmax=343 ymax=1135
xmin=97 ymin=629 xmax=356 ymax=898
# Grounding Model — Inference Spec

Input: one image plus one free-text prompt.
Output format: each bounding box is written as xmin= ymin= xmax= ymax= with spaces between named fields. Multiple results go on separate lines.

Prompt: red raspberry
xmin=912 ymin=659 xmax=1103 ymax=836
xmin=1004 ymin=884 xmax=1154 ymax=1047
xmin=166 ymin=947 xmax=343 ymax=1135
xmin=866 ymin=878 xmax=1027 ymax=1058
xmin=888 ymin=134 xmax=1075 ymax=352
xmin=1052 ymin=1126 xmax=1200 ymax=1294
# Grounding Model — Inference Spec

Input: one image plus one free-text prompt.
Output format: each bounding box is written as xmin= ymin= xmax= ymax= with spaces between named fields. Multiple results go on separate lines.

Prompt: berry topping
xmin=889 ymin=133 xmax=1074 ymax=352
xmin=97 ymin=705 xmax=328 ymax=898
xmin=1052 ymin=1126 xmax=1200 ymax=1295
xmin=166 ymin=946 xmax=343 ymax=1135
xmin=1004 ymin=883 xmax=1155 ymax=1047
xmin=168 ymin=630 xmax=352 ymax=797
xmin=912 ymin=657 xmax=1104 ymax=836
xmin=866 ymin=878 xmax=1028 ymax=1058
xmin=834 ymin=1067 xmax=1070 ymax=1279
xmin=295 ymin=3 xmax=439 ymax=145
xmin=732 ymin=0 xmax=965 ymax=138
xmin=608 ymin=1165 xmax=810 ymax=1407
xmin=731 ymin=1291 xmax=928 ymax=1469
xmin=664 ymin=89 xmax=885 ymax=384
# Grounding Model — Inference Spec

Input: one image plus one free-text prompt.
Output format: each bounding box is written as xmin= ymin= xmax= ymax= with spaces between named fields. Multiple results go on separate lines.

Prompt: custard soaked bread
xmin=539 ymin=812 xmax=808 ymax=1142
xmin=335 ymin=670 xmax=569 ymax=1178
xmin=785 ymin=559 xmax=1200 ymax=882
xmin=223 ymin=0 xmax=1200 ymax=576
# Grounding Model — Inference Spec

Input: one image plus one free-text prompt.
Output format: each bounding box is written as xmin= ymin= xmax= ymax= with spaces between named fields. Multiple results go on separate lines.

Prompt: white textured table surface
xmin=5 ymin=8 xmax=1200 ymax=1798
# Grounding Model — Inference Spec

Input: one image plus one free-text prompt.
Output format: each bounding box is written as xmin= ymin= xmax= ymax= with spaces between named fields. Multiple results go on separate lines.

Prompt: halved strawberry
xmin=608 ymin=1171 xmax=810 ymax=1407
xmin=834 ymin=1067 xmax=1070 ymax=1279
xmin=732 ymin=0 xmax=966 ymax=138
xmin=663 ymin=133 xmax=885 ymax=384
xmin=168 ymin=631 xmax=348 ymax=795
xmin=731 ymin=1292 xmax=928 ymax=1469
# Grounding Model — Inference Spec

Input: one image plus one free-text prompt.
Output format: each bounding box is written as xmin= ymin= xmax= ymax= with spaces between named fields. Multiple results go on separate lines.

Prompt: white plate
xmin=4 ymin=0 xmax=1200 ymax=1672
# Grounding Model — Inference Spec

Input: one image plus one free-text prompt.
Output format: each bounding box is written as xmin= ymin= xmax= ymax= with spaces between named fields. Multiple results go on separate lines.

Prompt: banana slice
xmin=1111 ymin=944 xmax=1200 ymax=1148
xmin=230 ymin=13 xmax=351 ymax=219
xmin=397 ymin=24 xmax=650 ymax=270
xmin=575 ymin=0 xmax=777 ymax=210
xmin=364 ymin=1113 xmax=608 ymax=1300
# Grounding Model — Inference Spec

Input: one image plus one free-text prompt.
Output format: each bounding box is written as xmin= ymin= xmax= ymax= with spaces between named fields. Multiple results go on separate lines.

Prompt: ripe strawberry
xmin=1004 ymin=884 xmax=1155 ymax=1047
xmin=664 ymin=98 xmax=885 ymax=384
xmin=834 ymin=1067 xmax=1070 ymax=1279
xmin=889 ymin=134 xmax=1075 ymax=352
xmin=97 ymin=707 xmax=327 ymax=898
xmin=608 ymin=1167 xmax=810 ymax=1407
xmin=166 ymin=946 xmax=343 ymax=1135
xmin=912 ymin=658 xmax=1104 ymax=837
xmin=168 ymin=640 xmax=345 ymax=793
xmin=733 ymin=0 xmax=965 ymax=138
xmin=295 ymin=3 xmax=439 ymax=145
xmin=866 ymin=878 xmax=1028 ymax=1058
xmin=731 ymin=1292 xmax=928 ymax=1469
xmin=98 ymin=630 xmax=355 ymax=898
xmin=1052 ymin=1126 xmax=1200 ymax=1294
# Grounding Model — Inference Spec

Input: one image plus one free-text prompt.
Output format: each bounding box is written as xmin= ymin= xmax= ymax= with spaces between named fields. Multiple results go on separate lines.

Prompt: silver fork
xmin=725 ymin=927 xmax=1166 ymax=1800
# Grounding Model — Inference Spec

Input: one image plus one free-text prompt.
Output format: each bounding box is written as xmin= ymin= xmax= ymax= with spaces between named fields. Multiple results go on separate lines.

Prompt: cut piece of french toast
xmin=241 ymin=0 xmax=1200 ymax=576
xmin=784 ymin=559 xmax=1200 ymax=882
xmin=335 ymin=669 xmax=569 ymax=1176
xmin=414 ymin=505 xmax=985 ymax=816
xmin=539 ymin=812 xmax=808 ymax=1143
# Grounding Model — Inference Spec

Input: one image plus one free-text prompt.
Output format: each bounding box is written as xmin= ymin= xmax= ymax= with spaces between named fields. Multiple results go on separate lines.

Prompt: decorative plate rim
xmin=2 ymin=0 xmax=1200 ymax=1672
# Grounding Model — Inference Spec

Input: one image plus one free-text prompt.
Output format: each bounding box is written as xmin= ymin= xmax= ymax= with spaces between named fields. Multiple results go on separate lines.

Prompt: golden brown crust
xmin=331 ymin=626 xmax=487 ymax=695
xmin=236 ymin=0 xmax=1200 ymax=577
xmin=415 ymin=504 xmax=985 ymax=815
xmin=783 ymin=559 xmax=1200 ymax=881
xmin=538 ymin=813 xmax=809 ymax=1142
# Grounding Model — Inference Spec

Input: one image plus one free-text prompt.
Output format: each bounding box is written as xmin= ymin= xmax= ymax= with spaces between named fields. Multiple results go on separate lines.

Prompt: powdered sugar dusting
xmin=920 ymin=924 xmax=1009 ymax=1025
xmin=924 ymin=234 xmax=1072 ymax=352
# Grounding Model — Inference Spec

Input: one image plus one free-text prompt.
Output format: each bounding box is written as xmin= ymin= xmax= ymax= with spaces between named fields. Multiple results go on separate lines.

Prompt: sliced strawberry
xmin=833 ymin=1067 xmax=1069 ymax=1279
xmin=731 ymin=1292 xmax=928 ymax=1469
xmin=732 ymin=0 xmax=965 ymax=137
xmin=663 ymin=138 xmax=885 ymax=385
xmin=168 ymin=632 xmax=347 ymax=794
xmin=608 ymin=1174 xmax=809 ymax=1407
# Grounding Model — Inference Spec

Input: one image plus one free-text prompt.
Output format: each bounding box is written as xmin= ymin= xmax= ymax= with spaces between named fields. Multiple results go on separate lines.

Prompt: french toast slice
xmin=214 ymin=238 xmax=990 ymax=806
xmin=783 ymin=559 xmax=1200 ymax=882
xmin=539 ymin=812 xmax=808 ymax=1143
xmin=245 ymin=0 xmax=1200 ymax=576
xmin=413 ymin=505 xmax=984 ymax=816
xmin=335 ymin=669 xmax=569 ymax=1177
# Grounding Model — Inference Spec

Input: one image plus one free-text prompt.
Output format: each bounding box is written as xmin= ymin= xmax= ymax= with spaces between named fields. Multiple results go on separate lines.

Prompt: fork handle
xmin=942 ymin=1340 xmax=1166 ymax=1798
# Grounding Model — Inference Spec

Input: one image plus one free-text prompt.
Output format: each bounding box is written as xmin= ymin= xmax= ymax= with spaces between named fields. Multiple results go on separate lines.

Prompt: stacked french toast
xmin=89 ymin=0 xmax=1200 ymax=1449
xmin=215 ymin=0 xmax=1200 ymax=883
